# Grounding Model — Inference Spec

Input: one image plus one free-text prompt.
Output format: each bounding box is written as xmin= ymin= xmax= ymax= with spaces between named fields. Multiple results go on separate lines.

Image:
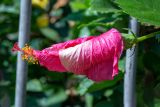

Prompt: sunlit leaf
xmin=90 ymin=0 xmax=119 ymax=13
xmin=104 ymin=89 xmax=113 ymax=97
xmin=27 ymin=79 xmax=43 ymax=92
xmin=79 ymin=27 xmax=90 ymax=37
xmin=85 ymin=94 xmax=93 ymax=107
xmin=0 ymin=4 xmax=19 ymax=14
xmin=70 ymin=0 xmax=90 ymax=12
xmin=77 ymin=78 xmax=94 ymax=95
xmin=116 ymin=0 xmax=160 ymax=26
xmin=37 ymin=89 xmax=68 ymax=106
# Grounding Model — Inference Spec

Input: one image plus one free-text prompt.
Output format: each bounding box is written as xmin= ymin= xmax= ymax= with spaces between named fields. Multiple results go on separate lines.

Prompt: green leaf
xmin=37 ymin=89 xmax=68 ymax=106
xmin=85 ymin=94 xmax=93 ymax=107
xmin=118 ymin=58 xmax=125 ymax=72
xmin=30 ymin=38 xmax=43 ymax=49
xmin=40 ymin=27 xmax=60 ymax=41
xmin=104 ymin=89 xmax=113 ymax=97
xmin=77 ymin=73 xmax=123 ymax=95
xmin=88 ymin=72 xmax=123 ymax=92
xmin=90 ymin=0 xmax=119 ymax=13
xmin=78 ymin=17 xmax=105 ymax=29
xmin=116 ymin=0 xmax=160 ymax=26
xmin=70 ymin=0 xmax=90 ymax=12
xmin=27 ymin=79 xmax=43 ymax=92
xmin=79 ymin=27 xmax=91 ymax=37
xmin=155 ymin=98 xmax=160 ymax=107
xmin=0 ymin=4 xmax=19 ymax=14
xmin=0 ymin=81 xmax=10 ymax=86
xmin=77 ymin=78 xmax=94 ymax=95
xmin=95 ymin=100 xmax=113 ymax=107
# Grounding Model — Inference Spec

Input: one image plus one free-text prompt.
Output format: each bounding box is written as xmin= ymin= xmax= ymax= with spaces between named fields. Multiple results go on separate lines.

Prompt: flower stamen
xmin=12 ymin=42 xmax=38 ymax=64
xmin=21 ymin=44 xmax=38 ymax=64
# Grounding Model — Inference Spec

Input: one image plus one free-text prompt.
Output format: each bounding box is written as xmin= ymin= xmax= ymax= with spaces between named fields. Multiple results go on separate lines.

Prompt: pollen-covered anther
xmin=21 ymin=44 xmax=39 ymax=64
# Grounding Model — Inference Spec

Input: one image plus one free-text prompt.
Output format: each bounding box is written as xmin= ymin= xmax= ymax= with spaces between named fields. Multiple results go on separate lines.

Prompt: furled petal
xmin=34 ymin=28 xmax=123 ymax=82
xmin=33 ymin=36 xmax=94 ymax=72
xmin=12 ymin=42 xmax=21 ymax=52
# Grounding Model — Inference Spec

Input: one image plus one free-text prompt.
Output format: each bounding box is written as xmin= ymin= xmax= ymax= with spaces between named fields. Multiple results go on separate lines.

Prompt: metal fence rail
xmin=14 ymin=0 xmax=32 ymax=107
xmin=124 ymin=17 xmax=139 ymax=107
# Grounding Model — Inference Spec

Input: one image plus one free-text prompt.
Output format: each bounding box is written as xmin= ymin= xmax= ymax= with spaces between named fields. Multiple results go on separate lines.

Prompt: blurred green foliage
xmin=0 ymin=0 xmax=160 ymax=107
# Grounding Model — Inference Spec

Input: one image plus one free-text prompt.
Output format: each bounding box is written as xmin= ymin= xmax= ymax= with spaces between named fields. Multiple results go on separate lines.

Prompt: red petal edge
xmin=12 ymin=42 xmax=21 ymax=52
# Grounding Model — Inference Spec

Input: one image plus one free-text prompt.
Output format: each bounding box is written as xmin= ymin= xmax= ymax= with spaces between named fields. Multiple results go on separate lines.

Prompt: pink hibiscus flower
xmin=13 ymin=28 xmax=124 ymax=82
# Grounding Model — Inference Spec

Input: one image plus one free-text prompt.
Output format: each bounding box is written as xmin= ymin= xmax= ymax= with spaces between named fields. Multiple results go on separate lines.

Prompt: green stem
xmin=137 ymin=31 xmax=160 ymax=43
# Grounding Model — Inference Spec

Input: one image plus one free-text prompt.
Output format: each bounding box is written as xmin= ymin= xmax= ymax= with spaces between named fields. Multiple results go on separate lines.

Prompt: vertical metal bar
xmin=14 ymin=0 xmax=31 ymax=107
xmin=124 ymin=17 xmax=139 ymax=107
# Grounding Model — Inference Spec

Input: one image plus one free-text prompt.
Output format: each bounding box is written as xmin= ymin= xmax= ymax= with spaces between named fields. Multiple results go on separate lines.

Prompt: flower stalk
xmin=136 ymin=31 xmax=160 ymax=43
xmin=122 ymin=31 xmax=160 ymax=49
